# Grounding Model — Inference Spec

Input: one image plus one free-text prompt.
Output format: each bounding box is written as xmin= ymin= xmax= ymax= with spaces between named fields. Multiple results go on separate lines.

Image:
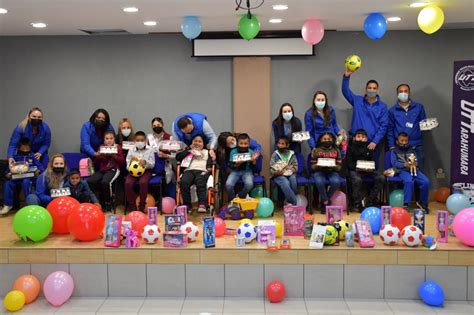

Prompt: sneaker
xmin=0 ymin=205 xmax=12 ymax=215
xmin=198 ymin=204 xmax=207 ymax=213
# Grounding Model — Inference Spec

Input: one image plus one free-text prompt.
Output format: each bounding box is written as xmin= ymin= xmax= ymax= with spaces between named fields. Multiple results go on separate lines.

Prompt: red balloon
xmin=390 ymin=207 xmax=411 ymax=231
xmin=67 ymin=203 xmax=105 ymax=241
xmin=214 ymin=217 xmax=226 ymax=237
xmin=266 ymin=281 xmax=286 ymax=303
xmin=125 ymin=211 xmax=148 ymax=237
xmin=47 ymin=196 xmax=80 ymax=234
xmin=435 ymin=187 xmax=450 ymax=203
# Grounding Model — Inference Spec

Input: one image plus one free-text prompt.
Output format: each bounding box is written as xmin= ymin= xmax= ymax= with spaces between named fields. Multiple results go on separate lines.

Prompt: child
xmin=176 ymin=135 xmax=212 ymax=213
xmin=390 ymin=132 xmax=430 ymax=211
xmin=65 ymin=169 xmax=100 ymax=207
xmin=125 ymin=131 xmax=155 ymax=212
xmin=310 ymin=132 xmax=342 ymax=209
xmin=225 ymin=133 xmax=259 ymax=201
xmin=1 ymin=138 xmax=44 ymax=215
xmin=345 ymin=129 xmax=385 ymax=212
xmin=87 ymin=131 xmax=124 ymax=211
xmin=270 ymin=136 xmax=298 ymax=205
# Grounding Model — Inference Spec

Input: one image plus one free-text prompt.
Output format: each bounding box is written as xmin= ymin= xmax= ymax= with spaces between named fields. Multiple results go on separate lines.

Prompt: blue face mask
xmin=398 ymin=92 xmax=409 ymax=103
xmin=282 ymin=112 xmax=293 ymax=121
xmin=315 ymin=101 xmax=325 ymax=110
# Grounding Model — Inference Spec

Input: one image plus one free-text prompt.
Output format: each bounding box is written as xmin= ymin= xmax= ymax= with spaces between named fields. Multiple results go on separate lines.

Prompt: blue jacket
xmin=8 ymin=122 xmax=51 ymax=158
xmin=80 ymin=121 xmax=115 ymax=157
xmin=172 ymin=113 xmax=209 ymax=146
xmin=64 ymin=179 xmax=99 ymax=204
xmin=35 ymin=172 xmax=66 ymax=205
xmin=8 ymin=151 xmax=45 ymax=174
xmin=304 ymin=107 xmax=340 ymax=149
xmin=341 ymin=75 xmax=389 ymax=144
xmin=390 ymin=145 xmax=418 ymax=173
xmin=387 ymin=101 xmax=426 ymax=148
xmin=272 ymin=117 xmax=302 ymax=153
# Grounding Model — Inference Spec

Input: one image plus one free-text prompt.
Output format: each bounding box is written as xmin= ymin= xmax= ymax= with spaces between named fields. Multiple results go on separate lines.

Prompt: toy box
xmin=356 ymin=160 xmax=375 ymax=172
xmin=164 ymin=215 xmax=185 ymax=232
xmin=232 ymin=152 xmax=252 ymax=162
xmin=292 ymin=131 xmax=310 ymax=142
xmin=148 ymin=207 xmax=158 ymax=225
xmin=50 ymin=187 xmax=71 ymax=198
xmin=99 ymin=145 xmax=118 ymax=155
xmin=175 ymin=205 xmax=188 ymax=223
xmin=163 ymin=231 xmax=187 ymax=247
xmin=316 ymin=158 xmax=336 ymax=168
xmin=413 ymin=208 xmax=426 ymax=234
xmin=309 ymin=224 xmax=326 ymax=249
xmin=381 ymin=206 xmax=391 ymax=226
xmin=203 ymin=217 xmax=215 ymax=248
xmin=326 ymin=206 xmax=343 ymax=224
xmin=257 ymin=220 xmax=276 ymax=244
xmin=354 ymin=219 xmax=375 ymax=248
xmin=304 ymin=215 xmax=314 ymax=239
xmin=121 ymin=141 xmax=135 ymax=151
xmin=104 ymin=214 xmax=122 ymax=247
xmin=283 ymin=205 xmax=305 ymax=236
xmin=436 ymin=210 xmax=449 ymax=243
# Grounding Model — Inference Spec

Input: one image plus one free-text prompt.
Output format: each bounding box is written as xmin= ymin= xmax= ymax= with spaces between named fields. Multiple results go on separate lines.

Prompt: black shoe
xmin=416 ymin=202 xmax=430 ymax=214
xmin=403 ymin=203 xmax=410 ymax=211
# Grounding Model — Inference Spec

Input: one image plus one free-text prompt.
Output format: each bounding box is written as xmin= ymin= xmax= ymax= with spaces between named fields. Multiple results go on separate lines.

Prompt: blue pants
xmin=226 ymin=170 xmax=253 ymax=200
xmin=398 ymin=170 xmax=429 ymax=206
xmin=3 ymin=179 xmax=32 ymax=206
xmin=273 ymin=175 xmax=298 ymax=205
xmin=312 ymin=171 xmax=341 ymax=202
xmin=25 ymin=193 xmax=44 ymax=206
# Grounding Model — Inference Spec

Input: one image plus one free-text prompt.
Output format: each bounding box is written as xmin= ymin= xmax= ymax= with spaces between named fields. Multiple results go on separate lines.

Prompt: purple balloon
xmin=43 ymin=271 xmax=74 ymax=307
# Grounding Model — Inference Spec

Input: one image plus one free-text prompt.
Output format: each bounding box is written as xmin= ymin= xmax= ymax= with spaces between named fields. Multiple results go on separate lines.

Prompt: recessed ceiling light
xmin=31 ymin=22 xmax=47 ymax=28
xmin=123 ymin=7 xmax=139 ymax=13
xmin=144 ymin=21 xmax=157 ymax=26
xmin=409 ymin=2 xmax=428 ymax=8
xmin=0 ymin=8 xmax=8 ymax=14
xmin=272 ymin=4 xmax=288 ymax=11
xmin=269 ymin=18 xmax=283 ymax=24
xmin=387 ymin=16 xmax=402 ymax=22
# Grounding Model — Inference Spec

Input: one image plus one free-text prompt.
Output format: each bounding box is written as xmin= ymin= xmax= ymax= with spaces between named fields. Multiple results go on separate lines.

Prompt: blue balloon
xmin=419 ymin=281 xmax=444 ymax=307
xmin=181 ymin=16 xmax=202 ymax=40
xmin=446 ymin=193 xmax=471 ymax=214
xmin=364 ymin=13 xmax=387 ymax=40
xmin=360 ymin=207 xmax=382 ymax=234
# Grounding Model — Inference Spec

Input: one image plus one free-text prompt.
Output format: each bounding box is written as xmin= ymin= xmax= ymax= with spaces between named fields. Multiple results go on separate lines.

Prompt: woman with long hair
xmin=272 ymin=103 xmax=303 ymax=153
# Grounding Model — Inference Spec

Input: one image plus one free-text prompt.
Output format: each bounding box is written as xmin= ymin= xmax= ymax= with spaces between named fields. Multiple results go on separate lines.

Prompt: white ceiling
xmin=0 ymin=0 xmax=472 ymax=36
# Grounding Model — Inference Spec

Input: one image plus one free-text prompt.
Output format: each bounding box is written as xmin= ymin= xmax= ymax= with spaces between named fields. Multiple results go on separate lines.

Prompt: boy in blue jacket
xmin=65 ymin=169 xmax=100 ymax=207
xmin=1 ymin=138 xmax=44 ymax=215
xmin=388 ymin=84 xmax=427 ymax=170
xmin=390 ymin=132 xmax=430 ymax=212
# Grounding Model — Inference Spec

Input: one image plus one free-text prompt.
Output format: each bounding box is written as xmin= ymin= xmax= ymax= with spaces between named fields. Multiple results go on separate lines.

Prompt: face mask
xmin=53 ymin=167 xmax=64 ymax=173
xmin=315 ymin=101 xmax=325 ymax=110
xmin=366 ymin=89 xmax=378 ymax=98
xmin=321 ymin=141 xmax=333 ymax=149
xmin=121 ymin=129 xmax=131 ymax=137
xmin=398 ymin=92 xmax=409 ymax=103
xmin=282 ymin=112 xmax=293 ymax=121
xmin=398 ymin=143 xmax=408 ymax=150
xmin=278 ymin=148 xmax=287 ymax=153
xmin=153 ymin=126 xmax=163 ymax=134
xmin=135 ymin=141 xmax=146 ymax=150
xmin=94 ymin=119 xmax=107 ymax=129
xmin=353 ymin=140 xmax=366 ymax=147
xmin=30 ymin=119 xmax=41 ymax=127
xmin=237 ymin=147 xmax=248 ymax=153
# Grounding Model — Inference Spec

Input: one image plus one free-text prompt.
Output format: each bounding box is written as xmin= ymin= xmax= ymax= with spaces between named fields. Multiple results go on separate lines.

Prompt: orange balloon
xmin=435 ymin=187 xmax=451 ymax=203
xmin=136 ymin=194 xmax=156 ymax=210
xmin=12 ymin=275 xmax=41 ymax=304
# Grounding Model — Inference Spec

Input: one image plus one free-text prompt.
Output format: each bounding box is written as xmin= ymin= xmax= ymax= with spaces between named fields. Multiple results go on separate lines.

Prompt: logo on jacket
xmin=455 ymin=65 xmax=474 ymax=91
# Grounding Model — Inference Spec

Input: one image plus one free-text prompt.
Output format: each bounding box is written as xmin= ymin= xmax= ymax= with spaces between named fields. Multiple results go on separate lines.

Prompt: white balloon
xmin=296 ymin=194 xmax=308 ymax=207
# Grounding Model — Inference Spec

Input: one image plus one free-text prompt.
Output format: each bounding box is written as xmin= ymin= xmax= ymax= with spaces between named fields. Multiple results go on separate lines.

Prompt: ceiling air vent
xmin=79 ymin=29 xmax=131 ymax=35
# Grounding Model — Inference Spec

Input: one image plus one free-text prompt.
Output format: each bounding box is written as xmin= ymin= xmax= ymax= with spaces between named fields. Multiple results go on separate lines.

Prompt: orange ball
xmin=136 ymin=194 xmax=156 ymax=210
xmin=435 ymin=187 xmax=451 ymax=203
xmin=13 ymin=275 xmax=40 ymax=304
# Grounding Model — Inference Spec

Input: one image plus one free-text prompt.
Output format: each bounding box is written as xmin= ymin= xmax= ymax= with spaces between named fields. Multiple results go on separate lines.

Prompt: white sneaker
xmin=0 ymin=205 xmax=13 ymax=215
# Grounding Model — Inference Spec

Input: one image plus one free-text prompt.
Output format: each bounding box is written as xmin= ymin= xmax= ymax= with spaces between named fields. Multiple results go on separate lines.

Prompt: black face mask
xmin=153 ymin=126 xmax=163 ymax=134
xmin=30 ymin=119 xmax=41 ymax=127
xmin=94 ymin=119 xmax=107 ymax=129
xmin=398 ymin=144 xmax=409 ymax=150
xmin=18 ymin=151 xmax=30 ymax=156
xmin=52 ymin=167 xmax=65 ymax=173
xmin=237 ymin=147 xmax=248 ymax=153
xmin=321 ymin=141 xmax=333 ymax=149
xmin=278 ymin=148 xmax=288 ymax=153
xmin=353 ymin=140 xmax=367 ymax=147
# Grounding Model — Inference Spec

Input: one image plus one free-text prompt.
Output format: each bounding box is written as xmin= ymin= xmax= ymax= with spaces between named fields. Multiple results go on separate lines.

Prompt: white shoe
xmin=0 ymin=205 xmax=13 ymax=215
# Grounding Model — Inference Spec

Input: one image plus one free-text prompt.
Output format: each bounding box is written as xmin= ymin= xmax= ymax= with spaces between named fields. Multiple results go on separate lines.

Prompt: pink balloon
xmin=301 ymin=19 xmax=325 ymax=45
xmin=43 ymin=271 xmax=74 ymax=307
xmin=453 ymin=207 xmax=474 ymax=247
xmin=214 ymin=217 xmax=226 ymax=237
xmin=330 ymin=190 xmax=347 ymax=211
xmin=162 ymin=197 xmax=176 ymax=214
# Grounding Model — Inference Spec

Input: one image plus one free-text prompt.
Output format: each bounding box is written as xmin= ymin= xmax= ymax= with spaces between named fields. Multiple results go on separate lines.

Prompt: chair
xmin=383 ymin=150 xmax=403 ymax=202
xmin=62 ymin=153 xmax=88 ymax=170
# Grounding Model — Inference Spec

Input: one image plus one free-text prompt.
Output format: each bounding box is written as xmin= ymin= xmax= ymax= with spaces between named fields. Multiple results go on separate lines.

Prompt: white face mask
xmin=135 ymin=141 xmax=146 ymax=150
xmin=282 ymin=112 xmax=293 ymax=121
xmin=315 ymin=101 xmax=325 ymax=110
xmin=121 ymin=128 xmax=131 ymax=137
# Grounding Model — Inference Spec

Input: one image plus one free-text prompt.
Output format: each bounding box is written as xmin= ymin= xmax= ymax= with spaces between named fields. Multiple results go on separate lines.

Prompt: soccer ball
xmin=324 ymin=225 xmax=338 ymax=245
xmin=335 ymin=220 xmax=350 ymax=240
xmin=345 ymin=54 xmax=362 ymax=72
xmin=141 ymin=225 xmax=161 ymax=244
xmin=237 ymin=222 xmax=257 ymax=243
xmin=401 ymin=225 xmax=423 ymax=247
xmin=180 ymin=221 xmax=199 ymax=242
xmin=379 ymin=224 xmax=400 ymax=245
xmin=128 ymin=160 xmax=145 ymax=177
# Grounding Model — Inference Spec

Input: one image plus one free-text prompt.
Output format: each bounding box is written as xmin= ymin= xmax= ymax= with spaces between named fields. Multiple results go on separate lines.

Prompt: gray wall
xmin=272 ymin=29 xmax=474 ymax=187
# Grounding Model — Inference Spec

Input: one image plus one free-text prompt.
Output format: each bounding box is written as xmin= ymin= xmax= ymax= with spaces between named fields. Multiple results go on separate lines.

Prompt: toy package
xmin=99 ymin=145 xmax=118 ymax=155
xmin=356 ymin=160 xmax=375 ymax=172
xmin=121 ymin=221 xmax=131 ymax=242
xmin=148 ymin=207 xmax=158 ymax=225
xmin=283 ymin=205 xmax=305 ymax=236
xmin=354 ymin=219 xmax=375 ymax=248
xmin=436 ymin=210 xmax=449 ymax=243
xmin=163 ymin=231 xmax=187 ymax=247
xmin=203 ymin=217 xmax=215 ymax=248
xmin=124 ymin=226 xmax=140 ymax=248
xmin=309 ymin=224 xmax=326 ymax=249
xmin=232 ymin=152 xmax=252 ymax=162
xmin=104 ymin=214 xmax=122 ymax=247
xmin=345 ymin=230 xmax=355 ymax=247
xmin=316 ymin=158 xmax=336 ymax=168
xmin=257 ymin=220 xmax=276 ymax=244
xmin=304 ymin=215 xmax=314 ymax=239
xmin=10 ymin=161 xmax=37 ymax=180
xmin=164 ymin=215 xmax=185 ymax=232
xmin=413 ymin=208 xmax=426 ymax=234
xmin=419 ymin=118 xmax=439 ymax=131
xmin=326 ymin=206 xmax=343 ymax=224
xmin=50 ymin=187 xmax=71 ymax=198
xmin=381 ymin=206 xmax=391 ymax=226
xmin=121 ymin=141 xmax=135 ymax=151
xmin=292 ymin=131 xmax=310 ymax=142
xmin=175 ymin=205 xmax=188 ymax=223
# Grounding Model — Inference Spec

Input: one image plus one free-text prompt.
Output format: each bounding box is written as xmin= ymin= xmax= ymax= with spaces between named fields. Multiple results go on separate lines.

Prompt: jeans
xmin=3 ymin=179 xmax=32 ymax=206
xmin=226 ymin=170 xmax=254 ymax=200
xmin=312 ymin=171 xmax=340 ymax=202
xmin=273 ymin=175 xmax=297 ymax=205
xmin=349 ymin=170 xmax=385 ymax=206
xmin=398 ymin=170 xmax=430 ymax=206
xmin=25 ymin=193 xmax=42 ymax=206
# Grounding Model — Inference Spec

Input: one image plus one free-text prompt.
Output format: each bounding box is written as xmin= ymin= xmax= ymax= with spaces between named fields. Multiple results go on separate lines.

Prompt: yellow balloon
xmin=275 ymin=221 xmax=283 ymax=238
xmin=240 ymin=218 xmax=253 ymax=225
xmin=417 ymin=5 xmax=444 ymax=34
xmin=3 ymin=290 xmax=25 ymax=312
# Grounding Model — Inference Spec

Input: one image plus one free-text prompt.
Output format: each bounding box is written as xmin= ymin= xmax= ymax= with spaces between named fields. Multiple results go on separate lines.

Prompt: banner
xmin=451 ymin=60 xmax=474 ymax=202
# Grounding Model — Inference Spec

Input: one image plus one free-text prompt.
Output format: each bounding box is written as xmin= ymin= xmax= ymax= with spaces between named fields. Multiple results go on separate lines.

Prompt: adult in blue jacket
xmin=342 ymin=69 xmax=388 ymax=160
xmin=272 ymin=103 xmax=303 ymax=153
xmin=305 ymin=91 xmax=340 ymax=149
xmin=80 ymin=109 xmax=115 ymax=158
xmin=172 ymin=112 xmax=218 ymax=159
xmin=7 ymin=107 xmax=51 ymax=168
xmin=388 ymin=84 xmax=427 ymax=170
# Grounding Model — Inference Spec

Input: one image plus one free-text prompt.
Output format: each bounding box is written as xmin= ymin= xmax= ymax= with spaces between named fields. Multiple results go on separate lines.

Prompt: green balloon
xmin=238 ymin=14 xmax=260 ymax=40
xmin=389 ymin=189 xmax=404 ymax=207
xmin=250 ymin=186 xmax=264 ymax=199
xmin=13 ymin=205 xmax=53 ymax=242
xmin=256 ymin=197 xmax=274 ymax=218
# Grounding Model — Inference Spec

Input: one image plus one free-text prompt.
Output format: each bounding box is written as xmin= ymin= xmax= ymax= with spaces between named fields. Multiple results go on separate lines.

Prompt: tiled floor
xmin=1 ymin=297 xmax=473 ymax=315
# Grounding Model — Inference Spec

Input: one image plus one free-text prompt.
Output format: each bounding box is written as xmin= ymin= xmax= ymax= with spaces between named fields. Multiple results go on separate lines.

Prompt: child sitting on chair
xmin=176 ymin=135 xmax=212 ymax=213
xmin=225 ymin=133 xmax=259 ymax=201
xmin=270 ymin=136 xmax=298 ymax=205
xmin=390 ymin=132 xmax=430 ymax=212
xmin=65 ymin=169 xmax=100 ymax=208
